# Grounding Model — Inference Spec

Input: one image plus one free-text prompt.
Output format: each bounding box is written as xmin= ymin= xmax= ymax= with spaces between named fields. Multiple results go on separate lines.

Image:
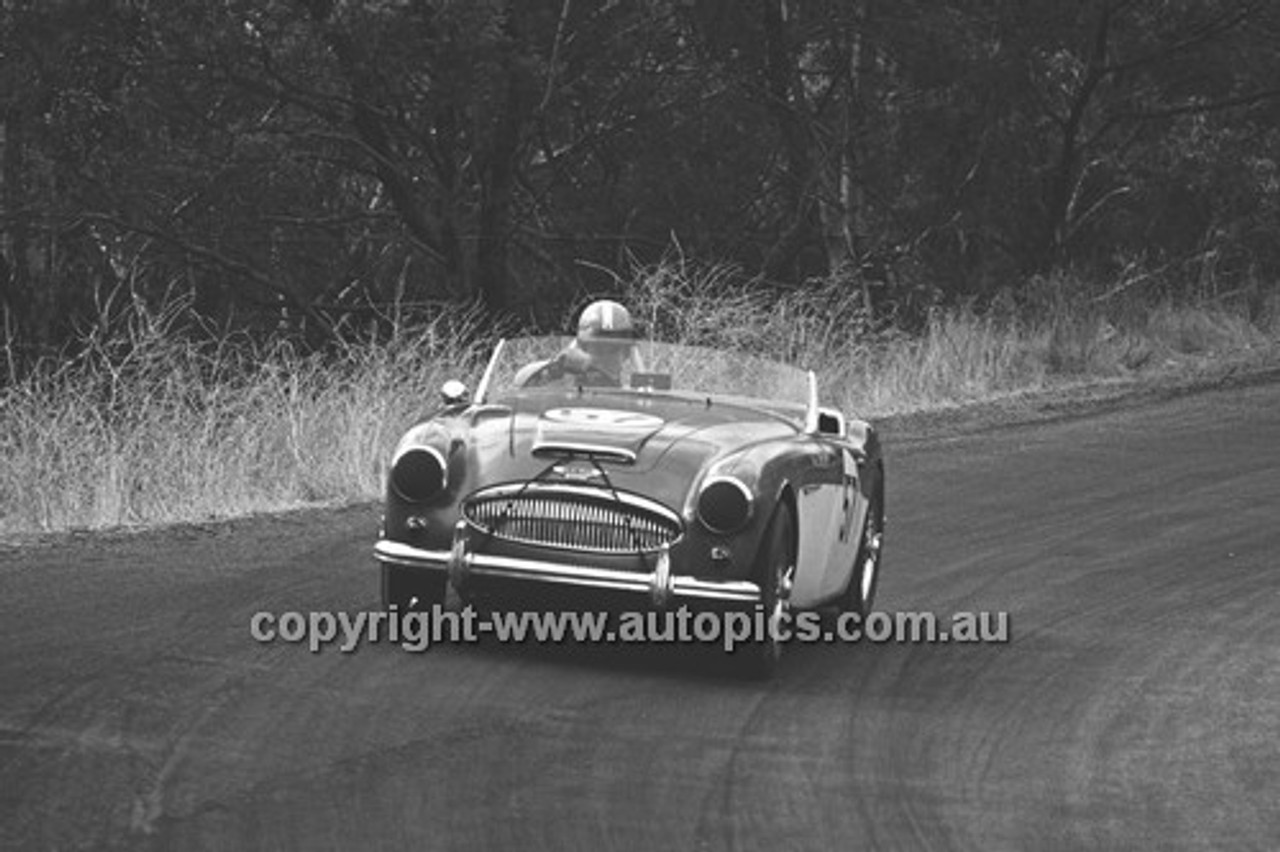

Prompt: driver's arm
xmin=514 ymin=348 xmax=590 ymax=387
xmin=514 ymin=358 xmax=556 ymax=387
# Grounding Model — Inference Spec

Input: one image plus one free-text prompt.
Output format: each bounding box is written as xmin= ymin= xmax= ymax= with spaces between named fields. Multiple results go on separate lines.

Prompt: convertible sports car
xmin=373 ymin=334 xmax=885 ymax=675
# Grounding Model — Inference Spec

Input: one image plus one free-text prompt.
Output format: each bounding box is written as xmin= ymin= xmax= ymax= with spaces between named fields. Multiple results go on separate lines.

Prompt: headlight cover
xmin=696 ymin=476 xmax=754 ymax=534
xmin=390 ymin=445 xmax=449 ymax=503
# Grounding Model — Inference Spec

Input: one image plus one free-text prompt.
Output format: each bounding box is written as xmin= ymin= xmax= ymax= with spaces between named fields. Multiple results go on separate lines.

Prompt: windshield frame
xmin=474 ymin=335 xmax=820 ymax=431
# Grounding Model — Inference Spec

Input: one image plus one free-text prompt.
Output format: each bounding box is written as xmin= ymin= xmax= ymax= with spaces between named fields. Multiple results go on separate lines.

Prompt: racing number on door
xmin=836 ymin=450 xmax=860 ymax=543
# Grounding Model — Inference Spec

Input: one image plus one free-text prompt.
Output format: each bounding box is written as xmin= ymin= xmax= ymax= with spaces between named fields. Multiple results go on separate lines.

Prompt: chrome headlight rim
xmin=696 ymin=475 xmax=755 ymax=535
xmin=390 ymin=444 xmax=449 ymax=503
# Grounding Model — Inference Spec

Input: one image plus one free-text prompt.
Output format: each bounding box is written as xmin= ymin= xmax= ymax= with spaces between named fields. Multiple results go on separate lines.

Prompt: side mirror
xmin=440 ymin=380 xmax=470 ymax=406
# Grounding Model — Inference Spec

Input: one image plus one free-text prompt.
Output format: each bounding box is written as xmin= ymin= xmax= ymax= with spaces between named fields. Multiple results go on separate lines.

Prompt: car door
xmin=789 ymin=439 xmax=851 ymax=608
xmin=815 ymin=445 xmax=866 ymax=601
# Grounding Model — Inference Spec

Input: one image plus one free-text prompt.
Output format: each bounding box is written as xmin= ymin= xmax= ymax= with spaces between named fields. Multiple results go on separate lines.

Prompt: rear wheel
xmin=739 ymin=504 xmax=796 ymax=679
xmin=381 ymin=564 xmax=447 ymax=612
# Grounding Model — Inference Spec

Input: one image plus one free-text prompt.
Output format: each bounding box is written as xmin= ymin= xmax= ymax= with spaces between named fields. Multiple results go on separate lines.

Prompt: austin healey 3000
xmin=373 ymin=334 xmax=885 ymax=675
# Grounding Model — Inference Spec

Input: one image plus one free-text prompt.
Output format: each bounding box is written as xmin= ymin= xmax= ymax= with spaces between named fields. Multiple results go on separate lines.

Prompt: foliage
xmin=2 ymin=0 xmax=1278 ymax=361
xmin=2 ymin=262 xmax=1273 ymax=535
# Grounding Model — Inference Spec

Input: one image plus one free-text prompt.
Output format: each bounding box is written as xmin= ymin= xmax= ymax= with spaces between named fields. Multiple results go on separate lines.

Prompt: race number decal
xmin=542 ymin=408 xmax=664 ymax=430
xmin=837 ymin=450 xmax=860 ymax=543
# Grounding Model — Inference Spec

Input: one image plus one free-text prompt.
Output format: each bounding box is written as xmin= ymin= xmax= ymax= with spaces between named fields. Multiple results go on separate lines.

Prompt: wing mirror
xmin=440 ymin=380 xmax=470 ymax=405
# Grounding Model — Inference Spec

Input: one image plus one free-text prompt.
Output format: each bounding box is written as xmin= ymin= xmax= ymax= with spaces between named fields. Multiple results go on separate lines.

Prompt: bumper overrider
xmin=374 ymin=520 xmax=762 ymax=608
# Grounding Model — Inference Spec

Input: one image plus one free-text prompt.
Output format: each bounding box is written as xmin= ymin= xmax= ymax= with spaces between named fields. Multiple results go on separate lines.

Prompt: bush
xmin=1 ymin=263 xmax=1275 ymax=535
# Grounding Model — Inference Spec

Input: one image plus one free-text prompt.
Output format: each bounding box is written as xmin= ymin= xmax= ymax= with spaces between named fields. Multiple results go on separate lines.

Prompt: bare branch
xmin=1122 ymin=87 xmax=1280 ymax=120
xmin=75 ymin=213 xmax=336 ymax=338
xmin=539 ymin=0 xmax=573 ymax=113
xmin=1103 ymin=2 xmax=1260 ymax=76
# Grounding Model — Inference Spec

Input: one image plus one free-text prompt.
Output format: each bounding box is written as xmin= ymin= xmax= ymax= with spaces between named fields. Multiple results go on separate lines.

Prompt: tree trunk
xmin=1038 ymin=2 xmax=1113 ymax=271
xmin=760 ymin=0 xmax=818 ymax=280
xmin=476 ymin=51 xmax=526 ymax=316
xmin=1 ymin=107 xmax=33 ymax=353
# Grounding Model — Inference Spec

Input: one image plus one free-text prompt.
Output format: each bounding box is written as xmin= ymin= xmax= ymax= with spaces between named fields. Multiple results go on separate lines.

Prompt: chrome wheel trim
xmin=767 ymin=560 xmax=795 ymax=661
xmin=860 ymin=529 xmax=881 ymax=605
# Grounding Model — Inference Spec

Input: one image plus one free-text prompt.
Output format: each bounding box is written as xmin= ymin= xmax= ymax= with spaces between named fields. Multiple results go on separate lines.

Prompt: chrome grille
xmin=463 ymin=484 xmax=682 ymax=553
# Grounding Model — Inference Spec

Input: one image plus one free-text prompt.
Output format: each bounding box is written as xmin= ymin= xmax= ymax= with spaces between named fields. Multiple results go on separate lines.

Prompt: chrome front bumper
xmin=373 ymin=522 xmax=762 ymax=608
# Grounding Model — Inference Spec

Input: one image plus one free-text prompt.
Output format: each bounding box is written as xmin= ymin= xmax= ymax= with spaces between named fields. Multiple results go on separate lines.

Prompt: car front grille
xmin=463 ymin=484 xmax=682 ymax=553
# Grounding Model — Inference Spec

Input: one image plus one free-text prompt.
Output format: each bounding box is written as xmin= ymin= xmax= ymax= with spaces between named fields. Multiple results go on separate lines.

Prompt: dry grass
xmin=622 ymin=259 xmax=1277 ymax=417
xmin=0 ymin=299 xmax=484 ymax=535
xmin=2 ymin=264 xmax=1276 ymax=535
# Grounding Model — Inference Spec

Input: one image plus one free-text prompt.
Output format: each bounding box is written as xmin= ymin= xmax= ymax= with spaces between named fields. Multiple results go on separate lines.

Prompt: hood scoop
xmin=530 ymin=407 xmax=666 ymax=465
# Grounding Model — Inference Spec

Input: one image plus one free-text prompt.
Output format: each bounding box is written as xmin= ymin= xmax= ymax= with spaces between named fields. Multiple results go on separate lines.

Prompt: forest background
xmin=3 ymin=0 xmax=1278 ymax=532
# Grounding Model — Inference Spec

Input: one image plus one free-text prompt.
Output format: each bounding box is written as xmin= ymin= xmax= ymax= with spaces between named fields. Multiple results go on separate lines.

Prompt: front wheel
xmin=381 ymin=564 xmax=447 ymax=612
xmin=738 ymin=504 xmax=796 ymax=679
xmin=838 ymin=475 xmax=884 ymax=618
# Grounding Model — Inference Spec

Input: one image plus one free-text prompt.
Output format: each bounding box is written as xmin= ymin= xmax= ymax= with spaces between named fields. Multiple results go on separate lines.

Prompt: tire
xmin=381 ymin=564 xmax=447 ymax=612
xmin=838 ymin=472 xmax=884 ymax=618
xmin=739 ymin=503 xmax=796 ymax=679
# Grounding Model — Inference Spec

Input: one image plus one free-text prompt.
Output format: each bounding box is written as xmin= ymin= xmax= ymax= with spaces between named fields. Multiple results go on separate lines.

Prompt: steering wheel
xmin=570 ymin=363 xmax=622 ymax=387
xmin=521 ymin=357 xmax=618 ymax=388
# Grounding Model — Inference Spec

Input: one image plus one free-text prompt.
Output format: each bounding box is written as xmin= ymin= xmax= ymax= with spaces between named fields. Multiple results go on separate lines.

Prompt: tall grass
xmin=624 ymin=258 xmax=1277 ymax=415
xmin=1 ymin=298 xmax=484 ymax=535
xmin=2 ymin=264 xmax=1276 ymax=535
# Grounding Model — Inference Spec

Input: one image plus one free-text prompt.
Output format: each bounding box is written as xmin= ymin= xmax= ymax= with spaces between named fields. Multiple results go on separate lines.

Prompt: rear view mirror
xmin=630 ymin=372 xmax=672 ymax=390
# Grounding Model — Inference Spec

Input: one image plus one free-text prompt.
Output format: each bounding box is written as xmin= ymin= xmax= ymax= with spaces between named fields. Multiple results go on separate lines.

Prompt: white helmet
xmin=576 ymin=300 xmax=635 ymax=345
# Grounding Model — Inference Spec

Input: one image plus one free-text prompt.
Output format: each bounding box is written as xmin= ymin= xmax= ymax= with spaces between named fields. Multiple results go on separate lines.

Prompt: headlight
xmin=390 ymin=445 xmax=448 ymax=503
xmin=696 ymin=476 xmax=753 ymax=534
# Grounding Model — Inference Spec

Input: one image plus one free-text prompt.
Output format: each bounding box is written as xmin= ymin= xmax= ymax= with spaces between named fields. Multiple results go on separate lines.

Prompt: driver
xmin=516 ymin=299 xmax=642 ymax=387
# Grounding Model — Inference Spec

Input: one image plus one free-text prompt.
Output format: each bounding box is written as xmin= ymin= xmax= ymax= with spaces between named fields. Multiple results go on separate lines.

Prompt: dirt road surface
xmin=2 ymin=381 xmax=1277 ymax=850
